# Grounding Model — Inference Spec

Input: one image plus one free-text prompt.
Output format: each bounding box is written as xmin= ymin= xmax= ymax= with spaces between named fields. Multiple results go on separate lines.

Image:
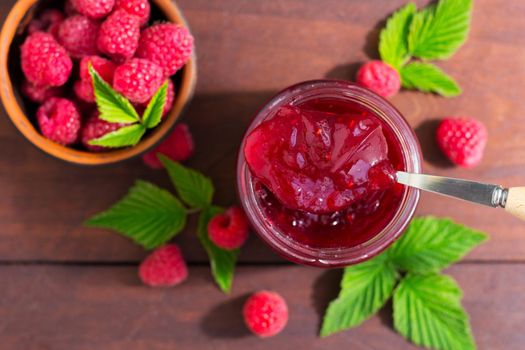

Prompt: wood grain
xmin=504 ymin=187 xmax=525 ymax=221
xmin=0 ymin=0 xmax=524 ymax=262
xmin=0 ymin=263 xmax=523 ymax=350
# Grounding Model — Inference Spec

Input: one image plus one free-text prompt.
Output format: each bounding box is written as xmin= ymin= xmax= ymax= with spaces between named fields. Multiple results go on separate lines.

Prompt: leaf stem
xmin=185 ymin=207 xmax=201 ymax=215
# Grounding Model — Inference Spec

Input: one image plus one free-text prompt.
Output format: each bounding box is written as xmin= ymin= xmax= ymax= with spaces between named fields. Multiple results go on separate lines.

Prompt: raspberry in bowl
xmin=237 ymin=80 xmax=422 ymax=267
xmin=0 ymin=0 xmax=196 ymax=165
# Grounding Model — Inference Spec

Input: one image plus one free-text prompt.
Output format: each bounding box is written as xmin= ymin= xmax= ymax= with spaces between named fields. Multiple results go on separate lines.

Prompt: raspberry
xmin=70 ymin=0 xmax=115 ymax=19
xmin=27 ymin=9 xmax=64 ymax=38
xmin=21 ymin=80 xmax=63 ymax=103
xmin=208 ymin=207 xmax=249 ymax=250
xmin=74 ymin=98 xmax=97 ymax=118
xmin=161 ymin=79 xmax=176 ymax=117
xmin=47 ymin=22 xmax=62 ymax=39
xmin=138 ymin=244 xmax=188 ymax=287
xmin=243 ymin=291 xmax=288 ymax=337
xmin=142 ymin=123 xmax=194 ymax=168
xmin=80 ymin=55 xmax=116 ymax=81
xmin=356 ymin=60 xmax=401 ymax=98
xmin=113 ymin=58 xmax=165 ymax=104
xmin=136 ymin=23 xmax=194 ymax=76
xmin=115 ymin=0 xmax=150 ymax=26
xmin=134 ymin=80 xmax=175 ymax=117
xmin=74 ymin=80 xmax=95 ymax=102
xmin=21 ymin=32 xmax=73 ymax=87
xmin=57 ymin=15 xmax=100 ymax=58
xmin=75 ymin=56 xmax=116 ymax=102
xmin=97 ymin=10 xmax=141 ymax=62
xmin=81 ymin=112 xmax=126 ymax=151
xmin=436 ymin=117 xmax=488 ymax=168
xmin=65 ymin=0 xmax=77 ymax=15
xmin=37 ymin=98 xmax=81 ymax=145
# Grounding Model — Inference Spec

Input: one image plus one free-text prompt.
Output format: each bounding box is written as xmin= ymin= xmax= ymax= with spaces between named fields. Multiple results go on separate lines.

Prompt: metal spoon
xmin=396 ymin=172 xmax=525 ymax=221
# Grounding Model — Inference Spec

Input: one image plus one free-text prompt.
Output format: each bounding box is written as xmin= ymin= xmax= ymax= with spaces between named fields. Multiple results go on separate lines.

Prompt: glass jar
xmin=237 ymin=80 xmax=422 ymax=267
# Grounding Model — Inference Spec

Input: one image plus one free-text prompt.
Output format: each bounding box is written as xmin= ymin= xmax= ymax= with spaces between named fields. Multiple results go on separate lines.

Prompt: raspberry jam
xmin=244 ymin=105 xmax=398 ymax=214
xmin=238 ymin=80 xmax=421 ymax=267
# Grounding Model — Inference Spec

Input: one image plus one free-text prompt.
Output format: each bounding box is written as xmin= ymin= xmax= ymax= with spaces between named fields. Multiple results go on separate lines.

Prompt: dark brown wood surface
xmin=1 ymin=0 xmax=525 ymax=349
xmin=1 ymin=264 xmax=525 ymax=350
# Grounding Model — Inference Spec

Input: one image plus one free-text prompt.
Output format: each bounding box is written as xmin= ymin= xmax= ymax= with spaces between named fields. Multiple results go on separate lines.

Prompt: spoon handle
xmin=505 ymin=188 xmax=525 ymax=221
xmin=396 ymin=171 xmax=507 ymax=208
xmin=396 ymin=172 xmax=525 ymax=222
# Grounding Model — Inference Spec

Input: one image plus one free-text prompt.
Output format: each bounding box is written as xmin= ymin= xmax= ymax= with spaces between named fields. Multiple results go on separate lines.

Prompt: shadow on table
xmin=324 ymin=63 xmax=362 ymax=81
xmin=323 ymin=10 xmax=389 ymax=82
xmin=181 ymin=90 xmax=277 ymax=206
xmin=363 ymin=12 xmax=389 ymax=60
xmin=0 ymin=90 xmax=277 ymax=250
xmin=311 ymin=269 xmax=343 ymax=330
xmin=378 ymin=300 xmax=394 ymax=329
xmin=200 ymin=293 xmax=251 ymax=339
xmin=415 ymin=119 xmax=455 ymax=168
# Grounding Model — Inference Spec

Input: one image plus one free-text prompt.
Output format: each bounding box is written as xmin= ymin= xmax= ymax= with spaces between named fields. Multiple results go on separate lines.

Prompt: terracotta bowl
xmin=0 ymin=0 xmax=197 ymax=165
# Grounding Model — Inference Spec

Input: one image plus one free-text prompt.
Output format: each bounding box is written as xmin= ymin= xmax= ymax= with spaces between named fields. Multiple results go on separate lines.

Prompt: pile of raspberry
xmin=19 ymin=0 xmax=194 ymax=150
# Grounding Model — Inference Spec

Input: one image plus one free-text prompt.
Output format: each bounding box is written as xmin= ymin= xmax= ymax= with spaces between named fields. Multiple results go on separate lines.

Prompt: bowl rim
xmin=0 ymin=0 xmax=197 ymax=165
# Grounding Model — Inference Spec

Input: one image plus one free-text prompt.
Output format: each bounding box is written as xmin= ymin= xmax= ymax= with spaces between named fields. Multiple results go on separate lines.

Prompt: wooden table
xmin=1 ymin=0 xmax=525 ymax=349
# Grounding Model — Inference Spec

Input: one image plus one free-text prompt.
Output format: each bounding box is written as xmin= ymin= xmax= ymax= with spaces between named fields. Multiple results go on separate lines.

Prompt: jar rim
xmin=237 ymin=80 xmax=422 ymax=267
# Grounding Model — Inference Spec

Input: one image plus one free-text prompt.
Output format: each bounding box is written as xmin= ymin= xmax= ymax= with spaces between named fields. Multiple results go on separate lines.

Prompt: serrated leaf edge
xmin=379 ymin=2 xmax=416 ymax=69
xmin=88 ymin=124 xmax=146 ymax=147
xmin=393 ymin=273 xmax=476 ymax=350
xmin=143 ymin=81 xmax=169 ymax=129
xmin=85 ymin=180 xmax=188 ymax=250
xmin=159 ymin=154 xmax=215 ymax=209
xmin=89 ymin=64 xmax=140 ymax=123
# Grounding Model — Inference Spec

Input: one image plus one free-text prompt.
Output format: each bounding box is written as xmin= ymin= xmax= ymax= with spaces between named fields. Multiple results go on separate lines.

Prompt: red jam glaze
xmin=244 ymin=105 xmax=396 ymax=213
xmin=245 ymin=98 xmax=406 ymax=249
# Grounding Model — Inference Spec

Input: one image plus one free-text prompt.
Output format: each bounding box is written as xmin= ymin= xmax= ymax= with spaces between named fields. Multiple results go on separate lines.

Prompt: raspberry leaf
xmin=198 ymin=206 xmax=239 ymax=293
xmin=85 ymin=180 xmax=187 ymax=249
xmin=321 ymin=217 xmax=487 ymax=344
xmin=393 ymin=273 xmax=475 ymax=350
xmin=89 ymin=65 xmax=140 ymax=123
xmin=379 ymin=2 xmax=416 ymax=69
xmin=142 ymin=81 xmax=168 ymax=129
xmin=88 ymin=124 xmax=146 ymax=147
xmin=320 ymin=253 xmax=398 ymax=337
xmin=159 ymin=155 xmax=214 ymax=209
xmin=408 ymin=0 xmax=472 ymax=60
xmin=388 ymin=216 xmax=487 ymax=274
xmin=400 ymin=62 xmax=462 ymax=97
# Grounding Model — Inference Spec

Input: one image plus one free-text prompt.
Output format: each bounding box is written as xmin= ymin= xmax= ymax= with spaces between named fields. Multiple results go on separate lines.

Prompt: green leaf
xmin=388 ymin=217 xmax=487 ymax=274
xmin=85 ymin=180 xmax=187 ymax=249
xmin=89 ymin=65 xmax=140 ymax=124
xmin=393 ymin=273 xmax=475 ymax=350
xmin=88 ymin=124 xmax=146 ymax=148
xmin=400 ymin=62 xmax=462 ymax=97
xmin=408 ymin=0 xmax=472 ymax=60
xmin=379 ymin=2 xmax=416 ymax=69
xmin=142 ymin=81 xmax=169 ymax=129
xmin=160 ymin=155 xmax=214 ymax=209
xmin=198 ymin=206 xmax=239 ymax=293
xmin=320 ymin=254 xmax=398 ymax=337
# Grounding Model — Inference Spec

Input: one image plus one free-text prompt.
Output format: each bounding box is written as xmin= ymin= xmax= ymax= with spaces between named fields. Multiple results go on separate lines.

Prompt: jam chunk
xmin=244 ymin=106 xmax=395 ymax=214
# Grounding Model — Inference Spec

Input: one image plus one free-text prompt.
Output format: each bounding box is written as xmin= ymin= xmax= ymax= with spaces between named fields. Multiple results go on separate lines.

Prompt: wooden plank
xmin=0 ymin=263 xmax=523 ymax=349
xmin=0 ymin=0 xmax=525 ymax=261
